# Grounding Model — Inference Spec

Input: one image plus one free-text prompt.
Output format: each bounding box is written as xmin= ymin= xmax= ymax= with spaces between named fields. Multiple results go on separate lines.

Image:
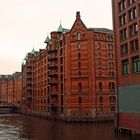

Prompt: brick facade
xmin=21 ymin=12 xmax=117 ymax=121
xmin=112 ymin=0 xmax=140 ymax=134
xmin=0 ymin=72 xmax=22 ymax=107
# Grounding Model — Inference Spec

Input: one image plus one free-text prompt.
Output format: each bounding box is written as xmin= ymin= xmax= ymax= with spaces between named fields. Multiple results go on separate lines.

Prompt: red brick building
xmin=22 ymin=12 xmax=116 ymax=121
xmin=0 ymin=75 xmax=8 ymax=104
xmin=0 ymin=72 xmax=22 ymax=107
xmin=112 ymin=0 xmax=140 ymax=134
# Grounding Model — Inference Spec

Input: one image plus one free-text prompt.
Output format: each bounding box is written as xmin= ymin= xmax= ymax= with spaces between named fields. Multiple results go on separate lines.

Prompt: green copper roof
xmin=91 ymin=28 xmax=112 ymax=34
xmin=31 ymin=48 xmax=35 ymax=55
xmin=44 ymin=36 xmax=50 ymax=43
xmin=57 ymin=23 xmax=64 ymax=33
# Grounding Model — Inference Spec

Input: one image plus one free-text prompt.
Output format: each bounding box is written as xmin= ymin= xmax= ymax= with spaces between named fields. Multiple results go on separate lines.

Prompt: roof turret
xmin=44 ymin=36 xmax=50 ymax=43
xmin=31 ymin=47 xmax=36 ymax=55
xmin=57 ymin=23 xmax=64 ymax=33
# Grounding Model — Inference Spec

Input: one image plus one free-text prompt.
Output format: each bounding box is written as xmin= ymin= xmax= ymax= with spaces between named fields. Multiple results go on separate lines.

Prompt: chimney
xmin=76 ymin=11 xmax=80 ymax=19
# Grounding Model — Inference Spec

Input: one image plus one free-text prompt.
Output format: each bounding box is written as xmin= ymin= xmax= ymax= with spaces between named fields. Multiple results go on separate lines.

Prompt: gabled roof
xmin=70 ymin=11 xmax=87 ymax=33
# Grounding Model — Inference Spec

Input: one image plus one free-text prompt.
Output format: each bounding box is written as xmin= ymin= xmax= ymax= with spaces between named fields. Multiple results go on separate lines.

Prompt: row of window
xmin=122 ymin=56 xmax=140 ymax=75
xmin=121 ymin=39 xmax=139 ymax=55
xmin=97 ymin=61 xmax=114 ymax=69
xmin=99 ymin=82 xmax=115 ymax=92
xmin=96 ymin=43 xmax=113 ymax=51
xmin=118 ymin=0 xmax=136 ymax=12
xmin=120 ymin=22 xmax=138 ymax=42
xmin=99 ymin=96 xmax=116 ymax=103
xmin=119 ymin=7 xmax=137 ymax=26
xmin=96 ymin=35 xmax=113 ymax=41
xmin=97 ymin=70 xmax=115 ymax=77
xmin=71 ymin=32 xmax=86 ymax=42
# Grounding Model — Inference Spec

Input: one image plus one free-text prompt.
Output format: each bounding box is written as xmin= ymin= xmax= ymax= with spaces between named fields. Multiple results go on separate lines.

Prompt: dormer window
xmin=77 ymin=32 xmax=81 ymax=41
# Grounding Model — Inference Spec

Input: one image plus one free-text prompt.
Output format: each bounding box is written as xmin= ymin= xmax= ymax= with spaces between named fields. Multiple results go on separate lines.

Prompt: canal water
xmin=0 ymin=114 xmax=134 ymax=140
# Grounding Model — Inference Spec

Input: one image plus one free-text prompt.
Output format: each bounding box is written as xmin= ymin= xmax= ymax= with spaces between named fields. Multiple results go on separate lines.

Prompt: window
xmin=109 ymin=82 xmax=115 ymax=91
xmin=99 ymin=96 xmax=103 ymax=103
xmin=48 ymin=97 xmax=50 ymax=104
xmin=129 ymin=23 xmax=138 ymax=37
xmin=60 ymin=57 xmax=63 ymax=64
xmin=78 ymin=62 xmax=81 ymax=69
xmin=60 ymin=49 xmax=63 ymax=56
xmin=60 ymin=41 xmax=62 ymax=48
xmin=130 ymin=39 xmax=139 ymax=53
xmin=118 ymin=0 xmax=126 ymax=12
xmin=129 ymin=0 xmax=136 ymax=5
xmin=109 ymin=96 xmax=116 ymax=103
xmin=97 ymin=43 xmax=100 ymax=50
xmin=61 ymin=83 xmax=63 ymax=93
xmin=111 ymin=107 xmax=116 ymax=111
xmin=98 ymin=61 xmax=101 ymax=68
xmin=122 ymin=60 xmax=129 ymax=75
xmin=108 ymin=62 xmax=111 ymax=69
xmin=128 ymin=7 xmax=137 ymax=21
xmin=120 ymin=28 xmax=127 ymax=41
xmin=60 ymin=75 xmax=63 ymax=81
xmin=112 ymin=71 xmax=114 ymax=77
xmin=119 ymin=13 xmax=127 ymax=26
xmin=112 ymin=63 xmax=114 ymax=68
xmin=98 ymin=52 xmax=101 ymax=58
xmin=61 ymin=95 xmax=63 ymax=105
xmin=78 ymin=52 xmax=81 ymax=59
xmin=99 ymin=71 xmax=102 ymax=76
xmin=120 ymin=43 xmax=128 ymax=55
xmin=99 ymin=82 xmax=102 ymax=91
xmin=79 ymin=96 xmax=82 ymax=104
xmin=132 ymin=57 xmax=140 ymax=73
xmin=107 ymin=44 xmax=113 ymax=50
xmin=108 ymin=53 xmax=110 ymax=59
xmin=60 ymin=66 xmax=63 ymax=72
xmin=77 ymin=32 xmax=81 ymax=41
xmin=77 ymin=43 xmax=80 ymax=49
xmin=78 ymin=83 xmax=82 ymax=91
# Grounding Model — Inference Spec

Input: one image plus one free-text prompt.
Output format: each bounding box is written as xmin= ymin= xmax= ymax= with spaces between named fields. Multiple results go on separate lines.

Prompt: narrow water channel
xmin=0 ymin=114 xmax=133 ymax=140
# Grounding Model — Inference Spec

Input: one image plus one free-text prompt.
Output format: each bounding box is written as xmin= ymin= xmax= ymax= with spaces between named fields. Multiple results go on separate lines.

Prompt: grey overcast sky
xmin=0 ymin=0 xmax=112 ymax=74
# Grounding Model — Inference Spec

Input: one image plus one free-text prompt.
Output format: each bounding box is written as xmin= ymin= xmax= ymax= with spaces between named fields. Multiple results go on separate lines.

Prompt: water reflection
xmin=0 ymin=114 xmax=133 ymax=140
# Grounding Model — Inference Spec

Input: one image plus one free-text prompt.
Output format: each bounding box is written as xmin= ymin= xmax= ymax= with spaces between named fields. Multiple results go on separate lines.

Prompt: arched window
xmin=77 ymin=43 xmax=80 ymax=49
xmin=99 ymin=96 xmax=103 ymax=103
xmin=77 ymin=32 xmax=81 ymax=40
xmin=109 ymin=96 xmax=116 ymax=103
xmin=109 ymin=82 xmax=115 ymax=91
